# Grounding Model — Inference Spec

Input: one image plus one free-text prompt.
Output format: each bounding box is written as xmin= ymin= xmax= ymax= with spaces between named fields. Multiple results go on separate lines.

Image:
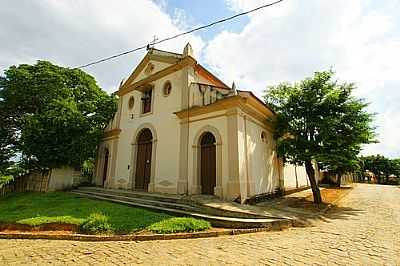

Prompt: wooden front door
xmin=102 ymin=149 xmax=109 ymax=186
xmin=200 ymin=132 xmax=216 ymax=195
xmin=135 ymin=129 xmax=153 ymax=191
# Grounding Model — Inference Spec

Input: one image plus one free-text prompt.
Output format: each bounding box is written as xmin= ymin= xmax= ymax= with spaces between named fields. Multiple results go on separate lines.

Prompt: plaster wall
xmin=283 ymin=164 xmax=310 ymax=190
xmin=48 ymin=167 xmax=81 ymax=191
xmin=112 ymin=63 xmax=184 ymax=192
xmin=247 ymin=119 xmax=280 ymax=196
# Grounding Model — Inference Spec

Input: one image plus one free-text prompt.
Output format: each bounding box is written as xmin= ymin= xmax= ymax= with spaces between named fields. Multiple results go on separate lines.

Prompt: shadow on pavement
xmin=257 ymin=186 xmax=364 ymax=227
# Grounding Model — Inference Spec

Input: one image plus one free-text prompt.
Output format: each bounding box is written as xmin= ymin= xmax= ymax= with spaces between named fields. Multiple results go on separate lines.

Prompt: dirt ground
xmin=262 ymin=186 xmax=354 ymax=213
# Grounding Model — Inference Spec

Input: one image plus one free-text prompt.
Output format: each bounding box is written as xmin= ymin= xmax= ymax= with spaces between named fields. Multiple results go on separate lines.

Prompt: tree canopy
xmin=264 ymin=70 xmax=375 ymax=203
xmin=360 ymin=155 xmax=400 ymax=184
xmin=0 ymin=61 xmax=117 ymax=171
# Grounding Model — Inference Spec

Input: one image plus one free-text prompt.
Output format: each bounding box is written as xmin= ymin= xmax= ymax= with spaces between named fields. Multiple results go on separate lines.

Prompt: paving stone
xmin=0 ymin=184 xmax=399 ymax=265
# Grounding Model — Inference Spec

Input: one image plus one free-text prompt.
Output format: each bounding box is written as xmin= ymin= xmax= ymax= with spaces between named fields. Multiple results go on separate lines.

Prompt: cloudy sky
xmin=1 ymin=0 xmax=399 ymax=158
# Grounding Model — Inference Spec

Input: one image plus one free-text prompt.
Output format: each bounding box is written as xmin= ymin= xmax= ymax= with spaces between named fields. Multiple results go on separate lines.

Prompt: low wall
xmin=0 ymin=170 xmax=50 ymax=197
xmin=1 ymin=167 xmax=84 ymax=197
xmin=47 ymin=167 xmax=82 ymax=192
xmin=320 ymin=172 xmax=354 ymax=185
xmin=283 ymin=164 xmax=310 ymax=191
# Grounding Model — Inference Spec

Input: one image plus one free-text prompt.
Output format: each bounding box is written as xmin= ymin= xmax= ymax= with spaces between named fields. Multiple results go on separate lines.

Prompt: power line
xmin=75 ymin=0 xmax=284 ymax=69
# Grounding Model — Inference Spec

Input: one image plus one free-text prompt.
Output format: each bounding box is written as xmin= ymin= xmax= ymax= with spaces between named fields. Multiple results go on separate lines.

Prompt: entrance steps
xmin=71 ymin=187 xmax=292 ymax=229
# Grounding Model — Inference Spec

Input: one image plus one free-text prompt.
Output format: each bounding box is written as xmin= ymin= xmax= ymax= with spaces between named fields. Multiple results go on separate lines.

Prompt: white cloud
xmin=1 ymin=0 xmax=399 ymax=158
xmin=204 ymin=0 xmax=400 ymax=157
xmin=0 ymin=0 xmax=204 ymax=92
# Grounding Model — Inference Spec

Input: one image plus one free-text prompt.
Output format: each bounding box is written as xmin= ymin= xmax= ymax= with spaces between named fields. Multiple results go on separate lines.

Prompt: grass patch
xmin=148 ymin=217 xmax=211 ymax=234
xmin=81 ymin=213 xmax=113 ymax=234
xmin=0 ymin=192 xmax=173 ymax=234
xmin=17 ymin=215 xmax=84 ymax=226
xmin=0 ymin=192 xmax=212 ymax=235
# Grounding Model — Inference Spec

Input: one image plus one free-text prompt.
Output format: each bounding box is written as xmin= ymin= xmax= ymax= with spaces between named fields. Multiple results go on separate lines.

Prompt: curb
xmin=0 ymin=222 xmax=292 ymax=242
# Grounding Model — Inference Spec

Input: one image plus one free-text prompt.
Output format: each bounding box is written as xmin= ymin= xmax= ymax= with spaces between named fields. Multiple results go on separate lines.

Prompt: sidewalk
xmin=189 ymin=185 xmax=354 ymax=225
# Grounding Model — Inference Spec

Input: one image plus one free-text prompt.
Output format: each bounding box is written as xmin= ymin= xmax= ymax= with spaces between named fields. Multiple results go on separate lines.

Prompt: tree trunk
xmin=305 ymin=160 xmax=322 ymax=204
xmin=336 ymin=173 xmax=342 ymax=187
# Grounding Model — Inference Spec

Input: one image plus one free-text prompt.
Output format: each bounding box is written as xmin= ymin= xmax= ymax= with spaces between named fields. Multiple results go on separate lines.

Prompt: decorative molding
xmin=192 ymin=125 xmax=223 ymax=146
xmin=179 ymin=113 xmax=226 ymax=125
xmin=130 ymin=123 xmax=158 ymax=145
xmin=144 ymin=62 xmax=155 ymax=75
xmin=174 ymin=94 xmax=275 ymax=132
xmin=158 ymin=180 xmax=174 ymax=187
xmin=118 ymin=56 xmax=197 ymax=96
xmin=119 ymin=51 xmax=182 ymax=92
xmin=174 ymin=95 xmax=244 ymax=118
xmin=103 ymin=128 xmax=121 ymax=140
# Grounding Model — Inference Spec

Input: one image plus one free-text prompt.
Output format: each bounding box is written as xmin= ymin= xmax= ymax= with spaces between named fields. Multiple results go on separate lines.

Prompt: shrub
xmin=148 ymin=217 xmax=211 ymax=234
xmin=80 ymin=213 xmax=113 ymax=234
xmin=0 ymin=174 xmax=13 ymax=188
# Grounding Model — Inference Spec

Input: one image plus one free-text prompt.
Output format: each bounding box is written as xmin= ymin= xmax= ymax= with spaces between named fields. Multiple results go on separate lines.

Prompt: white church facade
xmin=94 ymin=44 xmax=316 ymax=202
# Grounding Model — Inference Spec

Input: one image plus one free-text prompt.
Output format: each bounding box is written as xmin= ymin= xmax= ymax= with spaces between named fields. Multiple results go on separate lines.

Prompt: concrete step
xmin=71 ymin=189 xmax=292 ymax=229
xmin=187 ymin=201 xmax=270 ymax=219
xmin=71 ymin=190 xmax=198 ymax=212
xmin=76 ymin=186 xmax=183 ymax=204
xmin=74 ymin=187 xmax=283 ymax=219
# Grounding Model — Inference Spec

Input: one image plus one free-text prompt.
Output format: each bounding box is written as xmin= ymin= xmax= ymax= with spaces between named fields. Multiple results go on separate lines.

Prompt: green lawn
xmin=0 ymin=192 xmax=210 ymax=234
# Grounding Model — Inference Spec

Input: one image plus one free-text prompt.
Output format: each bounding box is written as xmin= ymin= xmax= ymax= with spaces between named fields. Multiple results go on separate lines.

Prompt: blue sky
xmin=0 ymin=0 xmax=399 ymax=158
xmin=158 ymin=0 xmax=249 ymax=41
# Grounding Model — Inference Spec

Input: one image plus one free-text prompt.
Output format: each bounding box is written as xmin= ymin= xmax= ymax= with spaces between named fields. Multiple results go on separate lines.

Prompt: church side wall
xmin=239 ymin=116 xmax=281 ymax=199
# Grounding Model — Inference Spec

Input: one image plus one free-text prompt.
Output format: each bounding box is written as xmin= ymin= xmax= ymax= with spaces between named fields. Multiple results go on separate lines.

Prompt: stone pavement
xmin=0 ymin=184 xmax=399 ymax=265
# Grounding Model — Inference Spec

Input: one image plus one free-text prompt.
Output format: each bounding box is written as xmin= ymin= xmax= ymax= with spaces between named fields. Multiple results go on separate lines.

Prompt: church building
xmin=94 ymin=43 xmax=311 ymax=203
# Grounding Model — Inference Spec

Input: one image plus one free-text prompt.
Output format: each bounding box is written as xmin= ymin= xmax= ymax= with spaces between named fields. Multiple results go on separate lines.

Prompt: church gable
xmin=121 ymin=49 xmax=183 ymax=90
xmin=131 ymin=60 xmax=173 ymax=84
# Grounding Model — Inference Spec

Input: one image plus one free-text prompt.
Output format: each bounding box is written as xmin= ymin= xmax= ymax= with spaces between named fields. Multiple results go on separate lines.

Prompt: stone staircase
xmin=71 ymin=187 xmax=292 ymax=229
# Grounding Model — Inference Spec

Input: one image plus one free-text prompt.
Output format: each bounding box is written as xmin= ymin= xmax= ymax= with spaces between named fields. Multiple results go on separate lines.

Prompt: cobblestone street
xmin=0 ymin=184 xmax=399 ymax=265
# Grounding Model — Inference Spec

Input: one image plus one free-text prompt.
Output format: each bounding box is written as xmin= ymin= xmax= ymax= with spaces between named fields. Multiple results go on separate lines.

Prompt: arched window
xmin=163 ymin=81 xmax=172 ymax=96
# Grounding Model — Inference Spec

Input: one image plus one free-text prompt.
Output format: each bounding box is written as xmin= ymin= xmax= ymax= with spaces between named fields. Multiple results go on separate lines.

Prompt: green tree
xmin=361 ymin=155 xmax=398 ymax=184
xmin=391 ymin=158 xmax=400 ymax=177
xmin=0 ymin=61 xmax=117 ymax=171
xmin=264 ymin=71 xmax=375 ymax=203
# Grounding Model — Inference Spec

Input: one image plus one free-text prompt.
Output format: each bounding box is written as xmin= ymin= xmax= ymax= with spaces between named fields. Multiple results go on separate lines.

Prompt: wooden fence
xmin=0 ymin=170 xmax=50 ymax=198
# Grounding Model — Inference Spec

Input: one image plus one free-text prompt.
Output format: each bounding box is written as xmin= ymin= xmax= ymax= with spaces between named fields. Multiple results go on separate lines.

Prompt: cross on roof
xmin=147 ymin=35 xmax=159 ymax=50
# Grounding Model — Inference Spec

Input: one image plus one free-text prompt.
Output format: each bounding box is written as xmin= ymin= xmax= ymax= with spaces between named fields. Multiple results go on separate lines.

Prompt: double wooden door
xmin=135 ymin=129 xmax=152 ymax=191
xmin=200 ymin=132 xmax=216 ymax=195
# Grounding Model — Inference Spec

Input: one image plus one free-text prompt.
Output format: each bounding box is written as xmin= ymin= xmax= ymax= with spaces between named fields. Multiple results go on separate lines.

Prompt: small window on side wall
xmin=163 ymin=81 xmax=172 ymax=96
xmin=128 ymin=96 xmax=135 ymax=109
xmin=261 ymin=131 xmax=268 ymax=143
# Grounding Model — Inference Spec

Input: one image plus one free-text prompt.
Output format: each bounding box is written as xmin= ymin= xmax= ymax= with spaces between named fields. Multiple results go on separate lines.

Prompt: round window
xmin=163 ymin=81 xmax=172 ymax=96
xmin=128 ymin=96 xmax=135 ymax=109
